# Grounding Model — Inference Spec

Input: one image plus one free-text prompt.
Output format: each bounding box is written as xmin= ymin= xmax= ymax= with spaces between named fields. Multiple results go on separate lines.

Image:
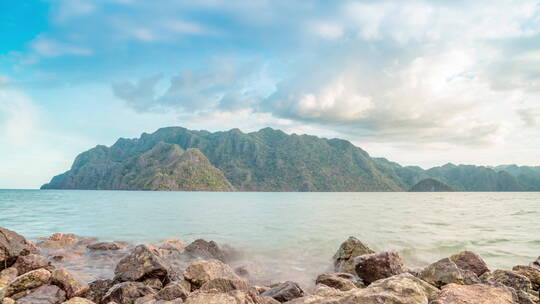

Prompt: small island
xmin=409 ymin=178 xmax=454 ymax=192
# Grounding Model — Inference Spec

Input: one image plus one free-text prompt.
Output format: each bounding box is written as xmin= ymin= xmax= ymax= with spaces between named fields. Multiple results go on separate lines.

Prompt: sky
xmin=1 ymin=0 xmax=540 ymax=189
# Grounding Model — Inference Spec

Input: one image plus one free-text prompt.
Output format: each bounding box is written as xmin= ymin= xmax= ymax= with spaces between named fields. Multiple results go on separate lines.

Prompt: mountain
xmin=409 ymin=178 xmax=454 ymax=192
xmin=41 ymin=126 xmax=540 ymax=192
xmin=42 ymin=142 xmax=233 ymax=191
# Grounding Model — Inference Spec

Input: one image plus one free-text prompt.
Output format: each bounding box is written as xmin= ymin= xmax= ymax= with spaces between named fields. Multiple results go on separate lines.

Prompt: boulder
xmin=0 ymin=267 xmax=18 ymax=289
xmin=102 ymin=282 xmax=156 ymax=304
xmin=481 ymin=269 xmax=533 ymax=293
xmin=260 ymin=281 xmax=304 ymax=302
xmin=0 ymin=227 xmax=33 ymax=269
xmin=183 ymin=259 xmax=241 ymax=289
xmin=12 ymin=254 xmax=52 ymax=275
xmin=2 ymin=298 xmax=15 ymax=304
xmin=200 ymin=278 xmax=249 ymax=293
xmin=62 ymin=297 xmax=96 ymax=304
xmin=315 ymin=273 xmax=359 ymax=291
xmin=333 ymin=237 xmax=374 ymax=274
xmin=449 ymin=251 xmax=490 ymax=276
xmin=430 ymin=283 xmax=515 ymax=304
xmin=184 ymin=240 xmax=227 ymax=262
xmin=114 ymin=244 xmax=170 ymax=282
xmin=354 ymin=251 xmax=405 ymax=285
xmin=338 ymin=273 xmax=439 ymax=304
xmin=52 ymin=268 xmax=89 ymax=298
xmin=532 ymin=257 xmax=540 ymax=269
xmin=16 ymin=284 xmax=66 ymax=304
xmin=39 ymin=233 xmax=78 ymax=249
xmin=515 ymin=290 xmax=538 ymax=304
xmin=420 ymin=258 xmax=465 ymax=288
xmin=5 ymin=268 xmax=51 ymax=297
xmin=142 ymin=278 xmax=163 ymax=291
xmin=159 ymin=239 xmax=186 ymax=252
xmin=156 ymin=282 xmax=189 ymax=301
xmin=86 ymin=242 xmax=121 ymax=251
xmin=513 ymin=265 xmax=540 ymax=291
xmin=85 ymin=279 xmax=114 ymax=303
xmin=184 ymin=289 xmax=276 ymax=304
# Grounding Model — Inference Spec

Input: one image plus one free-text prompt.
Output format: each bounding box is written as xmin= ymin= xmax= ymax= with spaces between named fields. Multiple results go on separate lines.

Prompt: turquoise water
xmin=0 ymin=190 xmax=539 ymax=284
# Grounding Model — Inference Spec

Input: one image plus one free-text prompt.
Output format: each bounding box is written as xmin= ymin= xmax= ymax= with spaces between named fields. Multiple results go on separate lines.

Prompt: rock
xmin=184 ymin=240 xmax=227 ymax=262
xmin=156 ymin=282 xmax=189 ymax=301
xmin=184 ymin=289 xmax=274 ymax=304
xmin=338 ymin=273 xmax=439 ymax=304
xmin=532 ymin=257 xmax=540 ymax=269
xmin=159 ymin=239 xmax=186 ymax=252
xmin=62 ymin=297 xmax=96 ymax=304
xmin=5 ymin=268 xmax=51 ymax=297
xmin=2 ymin=298 xmax=15 ymax=304
xmin=333 ymin=236 xmax=374 ymax=274
xmin=430 ymin=283 xmax=515 ymax=304
xmin=260 ymin=281 xmax=304 ymax=302
xmin=16 ymin=284 xmax=66 ymax=304
xmin=12 ymin=254 xmax=52 ymax=275
xmin=515 ymin=290 xmax=538 ymax=304
xmin=0 ymin=227 xmax=33 ymax=269
xmin=200 ymin=278 xmax=249 ymax=293
xmin=353 ymin=251 xmax=405 ymax=285
xmin=102 ymin=282 xmax=156 ymax=304
xmin=85 ymin=279 xmax=113 ymax=303
xmin=481 ymin=269 xmax=533 ymax=293
xmin=0 ymin=267 xmax=18 ymax=289
xmin=52 ymin=268 xmax=88 ymax=298
xmin=449 ymin=251 xmax=490 ymax=276
xmin=420 ymin=258 xmax=465 ymax=288
xmin=39 ymin=233 xmax=78 ymax=249
xmin=183 ymin=259 xmax=241 ymax=289
xmin=114 ymin=244 xmax=169 ymax=282
xmin=86 ymin=242 xmax=121 ymax=251
xmin=315 ymin=273 xmax=359 ymax=291
xmin=513 ymin=265 xmax=540 ymax=291
xmin=142 ymin=278 xmax=163 ymax=291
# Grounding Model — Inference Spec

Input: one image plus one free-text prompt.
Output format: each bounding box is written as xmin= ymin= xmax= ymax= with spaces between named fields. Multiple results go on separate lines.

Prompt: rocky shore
xmin=1 ymin=227 xmax=539 ymax=304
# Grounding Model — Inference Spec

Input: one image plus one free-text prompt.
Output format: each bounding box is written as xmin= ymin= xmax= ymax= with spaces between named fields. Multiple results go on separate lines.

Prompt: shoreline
xmin=1 ymin=227 xmax=539 ymax=303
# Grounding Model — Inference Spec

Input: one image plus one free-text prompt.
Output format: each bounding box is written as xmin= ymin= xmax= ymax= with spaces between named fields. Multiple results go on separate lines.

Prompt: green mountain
xmin=41 ymin=126 xmax=540 ymax=192
xmin=409 ymin=178 xmax=454 ymax=192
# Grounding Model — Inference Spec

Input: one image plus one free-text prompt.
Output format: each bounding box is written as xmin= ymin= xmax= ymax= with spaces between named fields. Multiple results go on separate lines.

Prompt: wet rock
xmin=5 ymin=268 xmax=52 ymax=297
xmin=62 ymin=297 xmax=96 ymax=304
xmin=39 ymin=233 xmax=78 ymax=249
xmin=449 ymin=251 xmax=490 ymax=277
xmin=333 ymin=236 xmax=375 ymax=274
xmin=85 ymin=279 xmax=113 ymax=303
xmin=156 ymin=282 xmax=190 ymax=301
xmin=0 ymin=267 xmax=18 ymax=289
xmin=183 ymin=259 xmax=241 ymax=289
xmin=159 ymin=239 xmax=186 ymax=252
xmin=114 ymin=244 xmax=169 ymax=282
xmin=315 ymin=273 xmax=359 ymax=291
xmin=184 ymin=240 xmax=227 ymax=262
xmin=102 ymin=282 xmax=156 ymax=304
xmin=430 ymin=283 xmax=515 ymax=304
xmin=338 ymin=273 xmax=439 ymax=304
xmin=353 ymin=251 xmax=405 ymax=285
xmin=52 ymin=268 xmax=88 ymax=298
xmin=16 ymin=284 xmax=66 ymax=304
xmin=0 ymin=227 xmax=33 ymax=269
xmin=513 ymin=265 xmax=540 ymax=291
xmin=200 ymin=278 xmax=250 ymax=293
xmin=481 ymin=269 xmax=533 ymax=293
xmin=420 ymin=258 xmax=465 ymax=288
xmin=260 ymin=281 xmax=304 ymax=302
xmin=86 ymin=242 xmax=121 ymax=251
xmin=12 ymin=254 xmax=52 ymax=275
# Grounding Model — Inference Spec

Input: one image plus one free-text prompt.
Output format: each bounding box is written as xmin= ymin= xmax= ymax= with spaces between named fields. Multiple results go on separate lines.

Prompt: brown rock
xmin=200 ymin=278 xmax=249 ymax=293
xmin=260 ymin=281 xmax=304 ymax=302
xmin=114 ymin=244 xmax=169 ymax=282
xmin=16 ymin=284 xmax=66 ymax=304
xmin=532 ymin=256 xmax=540 ymax=269
xmin=184 ymin=289 xmax=274 ymax=304
xmin=481 ymin=269 xmax=533 ymax=293
xmin=102 ymin=282 xmax=156 ymax=304
xmin=513 ymin=265 xmax=540 ymax=291
xmin=430 ymin=283 xmax=515 ymax=304
xmin=315 ymin=273 xmax=359 ymax=291
xmin=0 ymin=227 xmax=33 ymax=268
xmin=449 ymin=251 xmax=490 ymax=277
xmin=39 ymin=233 xmax=78 ymax=249
xmin=52 ymin=268 xmax=88 ymax=298
xmin=420 ymin=258 xmax=465 ymax=288
xmin=5 ymin=268 xmax=51 ymax=297
xmin=62 ymin=297 xmax=96 ymax=304
xmin=183 ymin=259 xmax=241 ymax=289
xmin=12 ymin=254 xmax=52 ymax=274
xmin=156 ymin=282 xmax=190 ymax=301
xmin=142 ymin=278 xmax=163 ymax=291
xmin=85 ymin=279 xmax=114 ymax=303
xmin=2 ymin=298 xmax=15 ymax=304
xmin=333 ymin=236 xmax=374 ymax=274
xmin=86 ymin=242 xmax=121 ymax=251
xmin=184 ymin=240 xmax=227 ymax=262
xmin=354 ymin=251 xmax=405 ymax=285
xmin=159 ymin=239 xmax=186 ymax=252
xmin=0 ymin=267 xmax=18 ymax=289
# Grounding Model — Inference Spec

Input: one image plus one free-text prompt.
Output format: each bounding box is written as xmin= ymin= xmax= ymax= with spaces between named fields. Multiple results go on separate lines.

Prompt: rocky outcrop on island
xmin=409 ymin=178 xmax=455 ymax=192
xmin=41 ymin=126 xmax=540 ymax=192
xmin=1 ymin=227 xmax=539 ymax=303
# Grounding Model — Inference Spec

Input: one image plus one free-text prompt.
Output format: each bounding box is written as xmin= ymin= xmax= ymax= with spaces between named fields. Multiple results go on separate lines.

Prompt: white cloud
xmin=30 ymin=37 xmax=92 ymax=57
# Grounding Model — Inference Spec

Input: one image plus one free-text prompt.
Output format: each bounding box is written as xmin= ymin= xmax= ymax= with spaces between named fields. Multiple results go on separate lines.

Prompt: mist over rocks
xmin=40 ymin=126 xmax=540 ymax=192
xmin=1 ymin=228 xmax=539 ymax=304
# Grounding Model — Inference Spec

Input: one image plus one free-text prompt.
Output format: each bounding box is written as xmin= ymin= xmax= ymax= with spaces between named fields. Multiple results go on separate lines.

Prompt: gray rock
xmin=16 ymin=285 xmax=66 ymax=304
xmin=513 ymin=265 xmax=540 ymax=291
xmin=315 ymin=273 xmax=360 ymax=291
xmin=114 ymin=244 xmax=169 ymax=282
xmin=156 ymin=282 xmax=189 ymax=301
xmin=183 ymin=259 xmax=241 ymax=289
xmin=430 ymin=283 xmax=515 ymax=304
xmin=420 ymin=257 xmax=465 ymax=288
xmin=200 ymin=278 xmax=249 ymax=293
xmin=85 ymin=279 xmax=113 ymax=303
xmin=86 ymin=242 xmax=122 ymax=251
xmin=532 ymin=256 xmax=540 ymax=270
xmin=354 ymin=251 xmax=405 ymax=285
xmin=333 ymin=237 xmax=374 ymax=274
xmin=102 ymin=282 xmax=156 ymax=304
xmin=0 ymin=227 xmax=33 ymax=269
xmin=260 ymin=281 xmax=304 ymax=303
xmin=481 ymin=269 xmax=533 ymax=293
xmin=184 ymin=240 xmax=227 ymax=262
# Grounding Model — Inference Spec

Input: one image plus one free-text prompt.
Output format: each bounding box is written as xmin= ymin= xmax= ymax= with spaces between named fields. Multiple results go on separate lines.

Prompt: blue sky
xmin=1 ymin=0 xmax=540 ymax=188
